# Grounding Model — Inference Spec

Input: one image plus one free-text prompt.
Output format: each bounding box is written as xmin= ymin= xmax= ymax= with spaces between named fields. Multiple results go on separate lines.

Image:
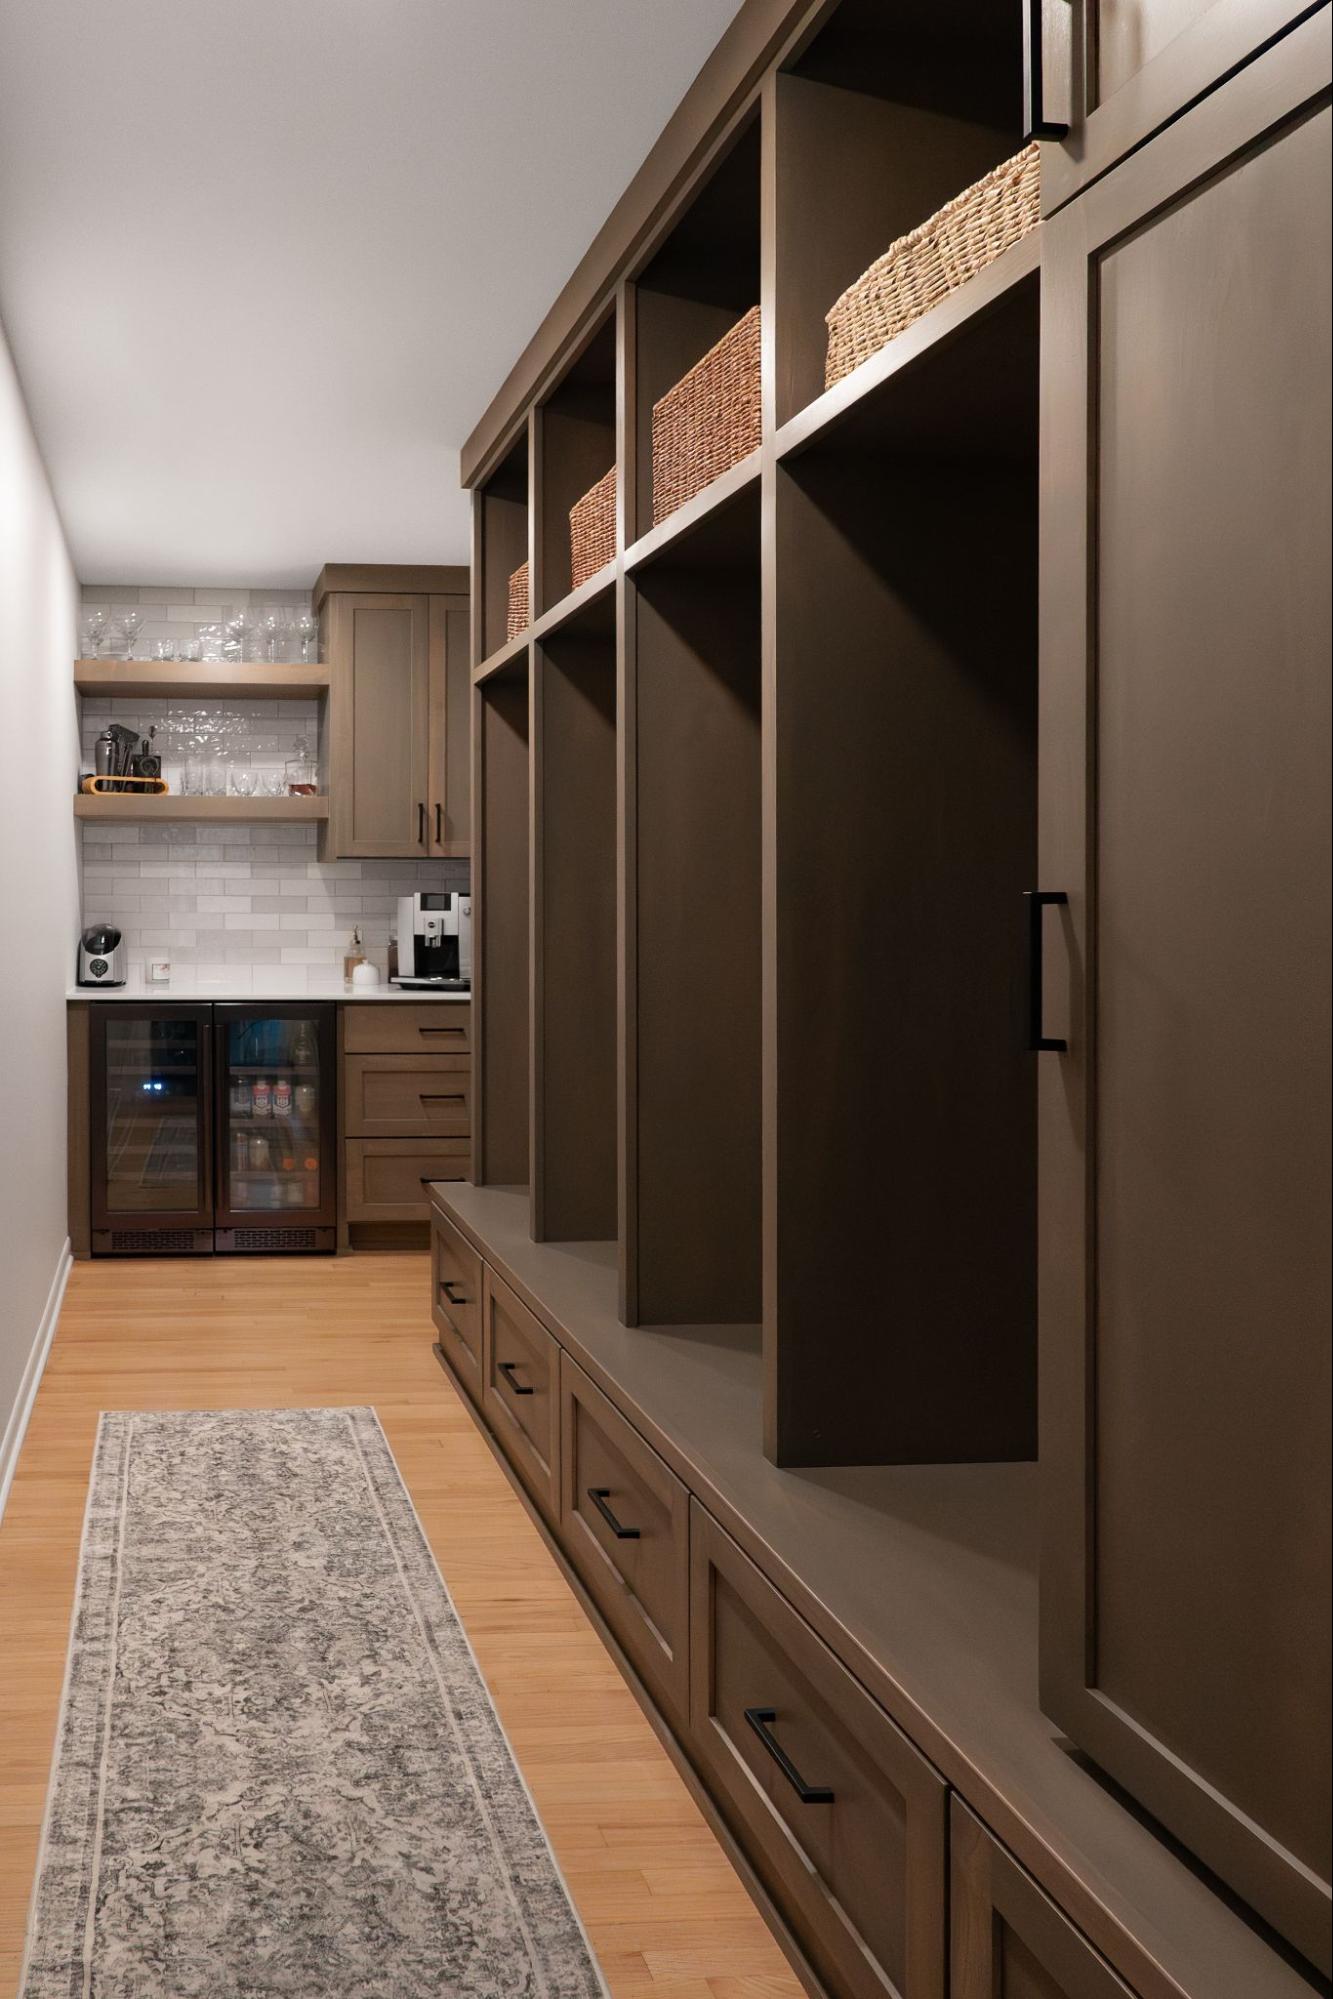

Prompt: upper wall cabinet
xmin=1038 ymin=21 xmax=1331 ymax=1974
xmin=1032 ymin=0 xmax=1318 ymax=208
xmin=314 ymin=565 xmax=470 ymax=861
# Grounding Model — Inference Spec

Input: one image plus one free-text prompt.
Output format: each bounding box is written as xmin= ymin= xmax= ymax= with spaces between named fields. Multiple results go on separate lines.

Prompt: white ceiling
xmin=0 ymin=0 xmax=745 ymax=586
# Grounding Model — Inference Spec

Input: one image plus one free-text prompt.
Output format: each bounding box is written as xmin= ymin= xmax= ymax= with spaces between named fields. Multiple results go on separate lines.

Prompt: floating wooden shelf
xmin=530 ymin=565 xmax=616 ymax=647
xmin=74 ymin=793 xmax=329 ymax=823
xmin=74 ymin=660 xmax=330 ymax=701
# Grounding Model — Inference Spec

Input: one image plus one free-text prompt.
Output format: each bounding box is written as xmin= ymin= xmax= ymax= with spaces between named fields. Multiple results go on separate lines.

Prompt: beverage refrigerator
xmin=88 ymin=1003 xmax=337 ymax=1254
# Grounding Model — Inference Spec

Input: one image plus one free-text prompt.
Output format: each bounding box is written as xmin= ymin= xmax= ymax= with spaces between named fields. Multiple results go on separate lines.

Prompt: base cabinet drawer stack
xmin=341 ymin=1004 xmax=471 ymax=1241
xmin=429 ymin=1198 xmax=1314 ymax=1999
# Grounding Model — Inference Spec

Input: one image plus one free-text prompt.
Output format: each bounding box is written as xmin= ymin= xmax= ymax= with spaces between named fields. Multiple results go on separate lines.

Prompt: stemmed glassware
xmin=80 ymin=608 xmax=108 ymax=658
xmin=295 ymin=610 xmax=318 ymax=663
xmin=117 ymin=609 xmax=145 ymax=658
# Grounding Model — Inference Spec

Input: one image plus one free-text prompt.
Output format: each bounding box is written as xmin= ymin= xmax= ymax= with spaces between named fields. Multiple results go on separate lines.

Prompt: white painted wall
xmin=0 ymin=309 xmax=79 ymax=1498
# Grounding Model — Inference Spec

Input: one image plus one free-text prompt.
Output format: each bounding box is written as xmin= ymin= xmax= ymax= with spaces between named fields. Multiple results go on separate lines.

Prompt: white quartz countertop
xmin=67 ymin=978 xmax=470 ymax=1003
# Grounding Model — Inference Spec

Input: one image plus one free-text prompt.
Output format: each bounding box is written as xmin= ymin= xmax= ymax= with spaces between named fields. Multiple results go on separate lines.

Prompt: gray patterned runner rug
xmin=21 ymin=1408 xmax=606 ymax=1999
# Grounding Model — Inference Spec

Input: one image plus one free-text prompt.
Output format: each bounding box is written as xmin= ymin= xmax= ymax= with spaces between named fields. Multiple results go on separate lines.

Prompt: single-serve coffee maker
xmin=390 ymin=893 xmax=472 ymax=989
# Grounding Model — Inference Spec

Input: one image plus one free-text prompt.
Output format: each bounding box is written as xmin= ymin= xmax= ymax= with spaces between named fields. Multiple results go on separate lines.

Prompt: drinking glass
xmin=119 ymin=609 xmax=145 ymax=655
xmin=295 ymin=610 xmax=318 ymax=663
xmin=81 ymin=608 xmax=108 ymax=657
xmin=231 ymin=766 xmax=257 ymax=799
xmin=151 ymin=638 xmax=177 ymax=661
xmin=206 ymin=757 xmax=229 ymax=796
xmin=182 ymin=757 xmax=204 ymax=797
xmin=197 ymin=623 xmax=225 ymax=662
xmin=260 ymin=768 xmax=287 ymax=797
xmin=178 ymin=633 xmax=204 ymax=662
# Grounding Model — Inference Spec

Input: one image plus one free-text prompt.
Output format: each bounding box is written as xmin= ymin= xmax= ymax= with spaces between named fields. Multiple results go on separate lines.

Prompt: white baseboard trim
xmin=0 ymin=1237 xmax=72 ymax=1524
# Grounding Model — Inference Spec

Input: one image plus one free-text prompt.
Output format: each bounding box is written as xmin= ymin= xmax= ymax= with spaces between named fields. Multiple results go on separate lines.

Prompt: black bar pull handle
xmin=744 ymin=1707 xmax=834 ymax=1806
xmin=498 ymin=1359 xmax=535 ymax=1396
xmin=1023 ymin=0 xmax=1074 ymax=139
xmin=435 ymin=802 xmax=444 ymax=845
xmin=587 ymin=1487 xmax=641 ymax=1539
xmin=417 ymin=800 xmax=427 ymax=846
xmin=1026 ymin=890 xmax=1069 ymax=1051
xmin=440 ymin=1279 xmax=470 ymax=1306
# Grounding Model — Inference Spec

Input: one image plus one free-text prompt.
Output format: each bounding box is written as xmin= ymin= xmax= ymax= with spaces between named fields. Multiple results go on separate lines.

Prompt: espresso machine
xmin=390 ymin=893 xmax=472 ymax=989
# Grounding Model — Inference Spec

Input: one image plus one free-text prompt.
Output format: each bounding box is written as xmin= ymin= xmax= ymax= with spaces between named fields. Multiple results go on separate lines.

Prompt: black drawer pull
xmin=744 ymin=1707 xmax=834 ymax=1805
xmin=440 ymin=1279 xmax=470 ymax=1306
xmin=1025 ymin=889 xmax=1069 ymax=1051
xmin=420 ymin=1092 xmax=466 ymax=1104
xmin=498 ymin=1359 xmax=535 ymax=1396
xmin=587 ymin=1487 xmax=641 ymax=1540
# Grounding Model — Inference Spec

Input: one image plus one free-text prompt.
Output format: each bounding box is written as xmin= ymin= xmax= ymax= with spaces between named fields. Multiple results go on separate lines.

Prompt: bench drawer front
xmin=343 ymin=1002 xmax=472 ymax=1055
xmin=560 ymin=1354 xmax=690 ymax=1720
xmin=481 ymin=1268 xmax=560 ymax=1522
xmin=345 ymin=1053 xmax=471 ymax=1137
xmin=690 ymin=1503 xmax=947 ymax=1999
xmin=430 ymin=1206 xmax=483 ymax=1401
xmin=345 ymin=1137 xmax=469 ymax=1221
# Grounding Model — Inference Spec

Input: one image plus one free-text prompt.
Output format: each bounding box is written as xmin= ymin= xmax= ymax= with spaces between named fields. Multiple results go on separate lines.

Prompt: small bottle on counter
xmin=343 ymin=925 xmax=366 ymax=991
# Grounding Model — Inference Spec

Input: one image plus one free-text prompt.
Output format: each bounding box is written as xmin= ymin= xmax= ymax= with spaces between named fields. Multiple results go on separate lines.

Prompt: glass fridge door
xmin=215 ymin=1006 xmax=336 ymax=1243
xmin=90 ymin=1006 xmax=213 ymax=1248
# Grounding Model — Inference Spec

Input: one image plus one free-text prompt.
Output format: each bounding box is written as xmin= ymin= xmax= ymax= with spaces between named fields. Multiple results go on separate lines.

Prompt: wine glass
xmin=295 ymin=610 xmax=318 ymax=663
xmin=119 ymin=608 xmax=145 ymax=656
xmin=80 ymin=607 xmax=108 ymax=658
xmin=258 ymin=609 xmax=284 ymax=662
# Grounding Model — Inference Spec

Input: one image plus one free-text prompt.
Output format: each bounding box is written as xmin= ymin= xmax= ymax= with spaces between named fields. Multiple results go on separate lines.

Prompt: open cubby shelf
xmin=466 ymin=0 xmax=1046 ymax=1472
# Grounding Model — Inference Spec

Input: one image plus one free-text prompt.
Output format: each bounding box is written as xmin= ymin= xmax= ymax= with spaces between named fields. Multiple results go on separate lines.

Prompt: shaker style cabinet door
xmin=1031 ymin=0 xmax=1319 ymax=210
xmin=325 ymin=592 xmax=431 ymax=857
xmin=1038 ymin=21 xmax=1332 ymax=1975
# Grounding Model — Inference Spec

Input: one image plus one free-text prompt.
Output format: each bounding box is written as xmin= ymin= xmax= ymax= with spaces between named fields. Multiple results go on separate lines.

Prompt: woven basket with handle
xmin=506 ymin=560 xmax=530 ymax=643
xmin=824 ymin=145 xmax=1040 ymax=390
xmin=652 ymin=305 xmax=761 ymax=525
xmin=569 ymin=467 xmax=617 ymax=589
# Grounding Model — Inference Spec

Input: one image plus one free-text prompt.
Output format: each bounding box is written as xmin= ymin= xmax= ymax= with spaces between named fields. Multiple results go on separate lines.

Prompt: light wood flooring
xmin=0 ymin=1253 xmax=803 ymax=1999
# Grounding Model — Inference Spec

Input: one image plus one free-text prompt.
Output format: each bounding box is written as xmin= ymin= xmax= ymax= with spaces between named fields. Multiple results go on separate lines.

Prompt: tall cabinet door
xmin=1034 ymin=0 xmax=1316 ymax=211
xmin=428 ymin=590 xmax=471 ymax=855
xmin=1038 ymin=21 xmax=1331 ymax=1975
xmin=326 ymin=592 xmax=431 ymax=857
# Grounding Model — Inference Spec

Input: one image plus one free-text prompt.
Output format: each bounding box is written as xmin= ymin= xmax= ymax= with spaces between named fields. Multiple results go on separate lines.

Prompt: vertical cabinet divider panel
xmin=623 ymin=482 xmax=763 ymax=1327
xmin=532 ymin=589 xmax=618 ymax=1241
xmin=473 ymin=654 xmax=532 ymax=1192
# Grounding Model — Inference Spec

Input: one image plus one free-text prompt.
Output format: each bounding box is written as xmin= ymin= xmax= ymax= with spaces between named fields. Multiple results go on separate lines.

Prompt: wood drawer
xmin=430 ymin=1206 xmax=483 ymax=1403
xmin=560 ymin=1354 xmax=690 ymax=1722
xmin=345 ymin=1137 xmax=469 ymax=1221
xmin=951 ymin=1801 xmax=1138 ymax=1999
xmin=344 ymin=1052 xmax=471 ymax=1137
xmin=342 ymin=1002 xmax=471 ymax=1055
xmin=482 ymin=1268 xmax=560 ymax=1523
xmin=690 ymin=1503 xmax=947 ymax=1999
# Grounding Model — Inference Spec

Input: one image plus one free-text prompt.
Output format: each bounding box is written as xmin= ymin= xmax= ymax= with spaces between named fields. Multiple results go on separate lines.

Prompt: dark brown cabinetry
xmin=446 ymin=0 xmax=1329 ymax=1992
xmin=1035 ymin=0 xmax=1315 ymax=210
xmin=314 ymin=566 xmax=469 ymax=860
xmin=951 ymin=1803 xmax=1137 ymax=1999
xmin=1038 ymin=23 xmax=1331 ymax=1974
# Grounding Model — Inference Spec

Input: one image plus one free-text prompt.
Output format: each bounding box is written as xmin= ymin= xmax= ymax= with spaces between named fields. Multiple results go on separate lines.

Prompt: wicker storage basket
xmin=506 ymin=560 xmax=530 ymax=643
xmin=652 ymin=304 xmax=761 ymax=525
xmin=569 ymin=466 xmax=617 ymax=589
xmin=824 ymin=145 xmax=1041 ymax=389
